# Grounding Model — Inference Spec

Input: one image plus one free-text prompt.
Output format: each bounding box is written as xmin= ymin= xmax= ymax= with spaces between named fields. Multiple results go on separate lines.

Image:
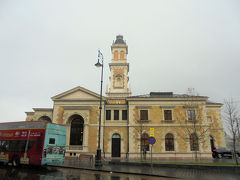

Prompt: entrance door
xmin=210 ymin=135 xmax=215 ymax=151
xmin=112 ymin=134 xmax=121 ymax=157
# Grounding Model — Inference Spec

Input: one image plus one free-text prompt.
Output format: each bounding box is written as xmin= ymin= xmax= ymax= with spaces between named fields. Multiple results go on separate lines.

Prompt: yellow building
xmin=26 ymin=35 xmax=225 ymax=160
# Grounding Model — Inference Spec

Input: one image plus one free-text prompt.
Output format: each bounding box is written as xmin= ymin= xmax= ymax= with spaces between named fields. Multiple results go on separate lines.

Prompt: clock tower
xmin=106 ymin=35 xmax=131 ymax=98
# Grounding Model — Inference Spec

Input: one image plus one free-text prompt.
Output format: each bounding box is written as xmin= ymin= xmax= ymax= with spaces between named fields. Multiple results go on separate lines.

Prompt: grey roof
xmin=206 ymin=100 xmax=223 ymax=105
xmin=113 ymin=35 xmax=126 ymax=44
xmin=130 ymin=92 xmax=208 ymax=99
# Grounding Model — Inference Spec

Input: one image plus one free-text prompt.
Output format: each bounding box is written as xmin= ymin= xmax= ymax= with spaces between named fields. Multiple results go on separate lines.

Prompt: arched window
xmin=38 ymin=116 xmax=52 ymax=123
xmin=190 ymin=133 xmax=199 ymax=151
xmin=165 ymin=133 xmax=174 ymax=151
xmin=69 ymin=115 xmax=84 ymax=145
xmin=120 ymin=51 xmax=125 ymax=59
xmin=114 ymin=51 xmax=118 ymax=60
xmin=115 ymin=74 xmax=123 ymax=87
xmin=141 ymin=133 xmax=149 ymax=151
xmin=112 ymin=133 xmax=120 ymax=139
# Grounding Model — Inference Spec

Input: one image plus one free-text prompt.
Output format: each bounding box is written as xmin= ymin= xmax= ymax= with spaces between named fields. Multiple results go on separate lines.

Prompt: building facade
xmin=26 ymin=35 xmax=226 ymax=160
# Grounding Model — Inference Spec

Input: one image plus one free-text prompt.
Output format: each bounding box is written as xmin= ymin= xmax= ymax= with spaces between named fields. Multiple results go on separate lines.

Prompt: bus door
xmin=25 ymin=132 xmax=44 ymax=165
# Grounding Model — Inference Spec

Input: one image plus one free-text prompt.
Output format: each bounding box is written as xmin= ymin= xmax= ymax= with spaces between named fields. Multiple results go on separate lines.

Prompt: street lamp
xmin=95 ymin=50 xmax=104 ymax=166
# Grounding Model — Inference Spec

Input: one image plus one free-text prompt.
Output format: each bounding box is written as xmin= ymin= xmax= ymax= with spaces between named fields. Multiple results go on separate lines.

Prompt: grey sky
xmin=0 ymin=0 xmax=240 ymax=123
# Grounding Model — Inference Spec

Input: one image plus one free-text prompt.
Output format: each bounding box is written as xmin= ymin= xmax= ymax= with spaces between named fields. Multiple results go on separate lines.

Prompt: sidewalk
xmin=58 ymin=158 xmax=240 ymax=180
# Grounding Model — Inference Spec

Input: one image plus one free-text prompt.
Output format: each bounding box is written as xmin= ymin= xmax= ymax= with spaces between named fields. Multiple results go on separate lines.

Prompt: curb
xmin=109 ymin=161 xmax=240 ymax=172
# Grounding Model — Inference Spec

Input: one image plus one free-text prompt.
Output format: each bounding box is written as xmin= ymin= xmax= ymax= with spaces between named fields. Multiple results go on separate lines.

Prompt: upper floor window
xmin=106 ymin=110 xmax=111 ymax=120
xmin=114 ymin=110 xmax=119 ymax=120
xmin=140 ymin=110 xmax=148 ymax=121
xmin=122 ymin=110 xmax=127 ymax=120
xmin=114 ymin=51 xmax=118 ymax=60
xmin=187 ymin=110 xmax=196 ymax=121
xmin=120 ymin=51 xmax=125 ymax=59
xmin=164 ymin=110 xmax=172 ymax=121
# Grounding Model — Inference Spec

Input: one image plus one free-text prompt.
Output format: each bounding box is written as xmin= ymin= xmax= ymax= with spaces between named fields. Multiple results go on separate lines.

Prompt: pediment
xmin=51 ymin=86 xmax=101 ymax=101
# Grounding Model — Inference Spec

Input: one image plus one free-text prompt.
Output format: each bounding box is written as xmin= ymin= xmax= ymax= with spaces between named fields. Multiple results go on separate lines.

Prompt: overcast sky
xmin=0 ymin=0 xmax=240 ymax=123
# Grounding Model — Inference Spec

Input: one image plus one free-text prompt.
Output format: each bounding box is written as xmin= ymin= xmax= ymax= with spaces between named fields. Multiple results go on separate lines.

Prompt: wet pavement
xmin=1 ymin=158 xmax=240 ymax=179
xmin=0 ymin=165 xmax=177 ymax=180
xmin=60 ymin=158 xmax=240 ymax=180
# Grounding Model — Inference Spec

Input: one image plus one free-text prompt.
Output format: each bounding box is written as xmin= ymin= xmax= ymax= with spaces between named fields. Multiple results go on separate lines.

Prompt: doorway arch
xmin=111 ymin=133 xmax=121 ymax=157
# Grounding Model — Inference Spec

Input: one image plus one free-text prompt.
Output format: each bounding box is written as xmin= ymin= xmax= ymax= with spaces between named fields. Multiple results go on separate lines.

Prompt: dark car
xmin=212 ymin=147 xmax=240 ymax=158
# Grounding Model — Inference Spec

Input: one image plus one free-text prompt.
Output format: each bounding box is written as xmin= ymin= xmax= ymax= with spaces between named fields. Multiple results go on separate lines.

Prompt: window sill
xmin=186 ymin=120 xmax=198 ymax=123
xmin=162 ymin=120 xmax=175 ymax=123
xmin=138 ymin=120 xmax=151 ymax=123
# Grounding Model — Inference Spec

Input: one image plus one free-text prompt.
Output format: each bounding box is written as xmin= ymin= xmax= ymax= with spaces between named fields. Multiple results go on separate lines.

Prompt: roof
xmin=130 ymin=92 xmax=208 ymax=99
xmin=206 ymin=100 xmax=223 ymax=105
xmin=113 ymin=35 xmax=126 ymax=44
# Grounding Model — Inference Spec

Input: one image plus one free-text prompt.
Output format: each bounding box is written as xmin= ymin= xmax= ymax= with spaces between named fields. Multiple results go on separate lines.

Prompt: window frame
xmin=187 ymin=109 xmax=196 ymax=121
xmin=114 ymin=110 xmax=119 ymax=120
xmin=122 ymin=110 xmax=127 ymax=120
xmin=190 ymin=133 xmax=199 ymax=151
xmin=106 ymin=110 xmax=111 ymax=120
xmin=140 ymin=110 xmax=149 ymax=121
xmin=165 ymin=133 xmax=175 ymax=151
xmin=164 ymin=110 xmax=173 ymax=121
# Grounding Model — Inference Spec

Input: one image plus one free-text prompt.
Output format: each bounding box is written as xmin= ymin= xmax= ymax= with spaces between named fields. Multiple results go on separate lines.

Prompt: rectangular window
xmin=140 ymin=110 xmax=148 ymax=120
xmin=187 ymin=110 xmax=196 ymax=121
xmin=49 ymin=138 xmax=55 ymax=144
xmin=122 ymin=110 xmax=127 ymax=120
xmin=114 ymin=110 xmax=119 ymax=120
xmin=106 ymin=110 xmax=111 ymax=120
xmin=164 ymin=110 xmax=172 ymax=121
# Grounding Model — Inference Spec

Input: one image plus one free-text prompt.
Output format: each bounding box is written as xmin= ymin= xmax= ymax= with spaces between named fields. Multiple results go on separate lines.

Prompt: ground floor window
xmin=165 ymin=133 xmax=174 ymax=151
xmin=190 ymin=133 xmax=199 ymax=151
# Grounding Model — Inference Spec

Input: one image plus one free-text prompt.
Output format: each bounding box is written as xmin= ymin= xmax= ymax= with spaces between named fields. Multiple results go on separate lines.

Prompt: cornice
xmin=32 ymin=108 xmax=53 ymax=111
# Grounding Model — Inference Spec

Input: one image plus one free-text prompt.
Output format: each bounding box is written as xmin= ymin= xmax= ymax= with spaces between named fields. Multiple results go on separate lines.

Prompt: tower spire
xmin=106 ymin=35 xmax=131 ymax=98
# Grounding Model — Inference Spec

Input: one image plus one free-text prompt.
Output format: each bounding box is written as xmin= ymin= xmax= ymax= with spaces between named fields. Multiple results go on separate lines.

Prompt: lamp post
xmin=95 ymin=50 xmax=104 ymax=166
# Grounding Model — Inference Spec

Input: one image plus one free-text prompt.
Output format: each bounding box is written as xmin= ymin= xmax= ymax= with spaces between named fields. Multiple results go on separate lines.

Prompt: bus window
xmin=15 ymin=140 xmax=26 ymax=152
xmin=0 ymin=140 xmax=7 ymax=152
xmin=7 ymin=140 xmax=26 ymax=152
xmin=28 ymin=140 xmax=36 ymax=150
xmin=49 ymin=138 xmax=55 ymax=144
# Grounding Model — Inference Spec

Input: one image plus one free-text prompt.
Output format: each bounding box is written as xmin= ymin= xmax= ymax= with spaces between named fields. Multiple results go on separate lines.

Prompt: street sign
xmin=148 ymin=137 xmax=156 ymax=145
xmin=150 ymin=128 xmax=154 ymax=137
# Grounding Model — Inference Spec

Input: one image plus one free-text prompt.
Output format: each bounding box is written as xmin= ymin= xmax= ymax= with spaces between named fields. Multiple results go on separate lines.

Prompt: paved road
xmin=0 ymin=158 xmax=240 ymax=180
xmin=0 ymin=165 xmax=177 ymax=180
xmin=61 ymin=158 xmax=240 ymax=180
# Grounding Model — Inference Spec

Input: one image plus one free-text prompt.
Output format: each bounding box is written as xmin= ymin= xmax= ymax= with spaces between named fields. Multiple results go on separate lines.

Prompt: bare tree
xmin=131 ymin=120 xmax=149 ymax=160
xmin=174 ymin=88 xmax=212 ymax=161
xmin=224 ymin=99 xmax=239 ymax=165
